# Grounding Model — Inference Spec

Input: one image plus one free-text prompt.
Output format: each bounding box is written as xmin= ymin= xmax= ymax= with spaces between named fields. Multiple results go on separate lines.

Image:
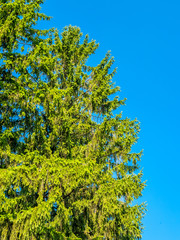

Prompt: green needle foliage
xmin=0 ymin=0 xmax=146 ymax=239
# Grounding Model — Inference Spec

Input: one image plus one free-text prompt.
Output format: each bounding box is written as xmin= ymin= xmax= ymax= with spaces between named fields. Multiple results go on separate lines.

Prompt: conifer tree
xmin=0 ymin=0 xmax=146 ymax=239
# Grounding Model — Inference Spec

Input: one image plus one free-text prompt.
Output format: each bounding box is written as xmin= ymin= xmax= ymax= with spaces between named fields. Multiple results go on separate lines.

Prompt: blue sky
xmin=40 ymin=0 xmax=180 ymax=239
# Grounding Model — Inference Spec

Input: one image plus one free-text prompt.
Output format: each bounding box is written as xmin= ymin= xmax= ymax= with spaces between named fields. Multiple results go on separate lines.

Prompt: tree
xmin=0 ymin=0 xmax=146 ymax=239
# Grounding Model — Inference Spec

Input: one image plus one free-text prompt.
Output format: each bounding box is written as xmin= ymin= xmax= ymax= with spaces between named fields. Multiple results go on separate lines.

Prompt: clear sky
xmin=40 ymin=0 xmax=180 ymax=239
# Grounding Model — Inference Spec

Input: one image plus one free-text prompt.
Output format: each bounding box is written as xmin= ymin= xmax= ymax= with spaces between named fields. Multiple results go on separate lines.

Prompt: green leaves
xmin=0 ymin=1 xmax=146 ymax=239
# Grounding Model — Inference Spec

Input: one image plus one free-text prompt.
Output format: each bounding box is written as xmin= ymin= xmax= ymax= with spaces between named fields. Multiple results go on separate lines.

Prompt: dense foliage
xmin=0 ymin=0 xmax=146 ymax=239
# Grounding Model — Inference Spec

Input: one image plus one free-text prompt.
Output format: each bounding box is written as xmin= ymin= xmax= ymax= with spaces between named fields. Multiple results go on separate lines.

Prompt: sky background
xmin=39 ymin=0 xmax=180 ymax=239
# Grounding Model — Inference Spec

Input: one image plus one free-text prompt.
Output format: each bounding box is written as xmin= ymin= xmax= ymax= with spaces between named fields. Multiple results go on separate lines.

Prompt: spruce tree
xmin=0 ymin=0 xmax=146 ymax=239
